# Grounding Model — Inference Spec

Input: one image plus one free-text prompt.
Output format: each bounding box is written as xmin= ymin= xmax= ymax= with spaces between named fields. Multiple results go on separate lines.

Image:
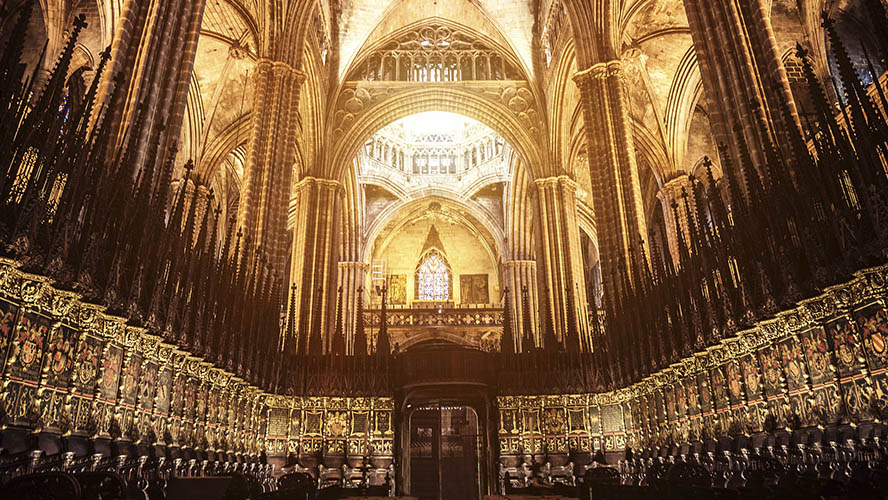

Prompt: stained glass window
xmin=416 ymin=251 xmax=450 ymax=301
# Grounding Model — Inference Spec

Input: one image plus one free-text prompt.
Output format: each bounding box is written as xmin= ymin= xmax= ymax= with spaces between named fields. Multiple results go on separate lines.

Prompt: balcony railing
xmin=363 ymin=305 xmax=503 ymax=328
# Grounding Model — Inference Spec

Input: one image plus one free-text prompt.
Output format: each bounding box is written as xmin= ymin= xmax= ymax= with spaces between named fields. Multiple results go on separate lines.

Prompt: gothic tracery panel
xmin=347 ymin=24 xmax=523 ymax=82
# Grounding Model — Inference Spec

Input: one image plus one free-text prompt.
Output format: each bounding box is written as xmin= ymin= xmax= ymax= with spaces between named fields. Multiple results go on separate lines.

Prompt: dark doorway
xmin=408 ymin=403 xmax=481 ymax=500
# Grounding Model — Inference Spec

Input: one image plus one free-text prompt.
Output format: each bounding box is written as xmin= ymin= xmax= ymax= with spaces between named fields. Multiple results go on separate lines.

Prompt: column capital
xmin=292 ymin=176 xmax=343 ymax=193
xmin=534 ymin=175 xmax=578 ymax=191
xmin=253 ymin=58 xmax=307 ymax=83
xmin=572 ymin=60 xmax=623 ymax=85
xmin=656 ymin=175 xmax=694 ymax=204
xmin=503 ymin=260 xmax=537 ymax=266
xmin=338 ymin=261 xmax=369 ymax=270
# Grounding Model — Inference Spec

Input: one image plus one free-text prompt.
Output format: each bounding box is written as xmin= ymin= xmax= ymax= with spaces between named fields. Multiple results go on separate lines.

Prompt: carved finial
xmin=73 ymin=14 xmax=87 ymax=30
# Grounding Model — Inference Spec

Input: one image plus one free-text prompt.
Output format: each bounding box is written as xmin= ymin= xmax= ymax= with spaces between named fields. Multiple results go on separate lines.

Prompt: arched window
xmin=415 ymin=250 xmax=451 ymax=301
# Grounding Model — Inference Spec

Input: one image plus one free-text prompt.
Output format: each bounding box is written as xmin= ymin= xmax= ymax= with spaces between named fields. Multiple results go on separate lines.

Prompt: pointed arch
xmin=415 ymin=249 xmax=453 ymax=301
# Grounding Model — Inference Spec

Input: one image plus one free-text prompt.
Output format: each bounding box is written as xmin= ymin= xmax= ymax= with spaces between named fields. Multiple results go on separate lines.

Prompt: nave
xmin=2 ymin=0 xmax=888 ymax=498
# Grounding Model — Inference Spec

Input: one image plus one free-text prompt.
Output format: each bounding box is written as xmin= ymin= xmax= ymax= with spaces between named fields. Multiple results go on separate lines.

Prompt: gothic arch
xmin=547 ymin=34 xmax=581 ymax=173
xmin=360 ymin=194 xmax=506 ymax=271
xmin=326 ymin=84 xmax=546 ymax=182
xmin=632 ymin=119 xmax=671 ymax=186
xmin=663 ymin=46 xmax=703 ymax=176
xmin=414 ymin=249 xmax=453 ymax=301
xmin=196 ymin=114 xmax=251 ymax=179
xmin=559 ymin=0 xmax=621 ymax=68
xmin=253 ymin=0 xmax=321 ymax=67
xmin=344 ymin=18 xmax=531 ymax=84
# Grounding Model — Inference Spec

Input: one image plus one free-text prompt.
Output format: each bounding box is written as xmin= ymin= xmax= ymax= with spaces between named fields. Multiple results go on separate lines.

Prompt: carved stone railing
xmin=364 ymin=306 xmax=504 ymax=351
xmin=363 ymin=306 xmax=503 ymax=328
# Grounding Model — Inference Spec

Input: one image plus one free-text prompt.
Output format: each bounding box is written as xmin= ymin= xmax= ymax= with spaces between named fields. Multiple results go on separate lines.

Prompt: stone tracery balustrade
xmin=364 ymin=305 xmax=504 ymax=351
xmin=363 ymin=305 xmax=503 ymax=328
xmin=347 ymin=24 xmax=523 ymax=82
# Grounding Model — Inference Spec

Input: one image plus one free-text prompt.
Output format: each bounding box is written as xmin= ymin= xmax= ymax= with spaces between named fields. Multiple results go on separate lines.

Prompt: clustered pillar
xmin=656 ymin=175 xmax=697 ymax=266
xmin=94 ymin=0 xmax=207 ymax=177
xmin=337 ymin=261 xmax=368 ymax=354
xmin=288 ymin=177 xmax=342 ymax=352
xmin=681 ymin=0 xmax=803 ymax=169
xmin=237 ymin=60 xmax=306 ymax=276
xmin=534 ymin=176 xmax=588 ymax=347
xmin=574 ymin=60 xmax=648 ymax=307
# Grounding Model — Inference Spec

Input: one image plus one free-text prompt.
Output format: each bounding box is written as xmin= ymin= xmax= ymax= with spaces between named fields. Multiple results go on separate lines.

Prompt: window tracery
xmin=348 ymin=25 xmax=522 ymax=81
xmin=415 ymin=251 xmax=451 ymax=301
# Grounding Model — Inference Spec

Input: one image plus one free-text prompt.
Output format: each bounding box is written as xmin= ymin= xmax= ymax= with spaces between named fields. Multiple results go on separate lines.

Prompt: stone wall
xmin=372 ymin=218 xmax=500 ymax=306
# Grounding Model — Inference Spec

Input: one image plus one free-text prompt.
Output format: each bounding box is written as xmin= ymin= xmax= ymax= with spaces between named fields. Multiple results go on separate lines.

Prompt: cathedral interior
xmin=1 ymin=0 xmax=888 ymax=498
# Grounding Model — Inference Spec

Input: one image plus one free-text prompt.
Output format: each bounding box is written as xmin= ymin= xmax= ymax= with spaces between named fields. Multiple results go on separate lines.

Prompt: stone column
xmin=174 ymin=181 xmax=212 ymax=244
xmin=574 ymin=61 xmax=648 ymax=304
xmin=237 ymin=60 xmax=306 ymax=276
xmin=503 ymin=260 xmax=538 ymax=347
xmin=94 ymin=0 xmax=207 ymax=178
xmin=656 ymin=175 xmax=697 ymax=264
xmin=681 ymin=0 xmax=803 ymax=169
xmin=534 ymin=176 xmax=589 ymax=345
xmin=337 ymin=261 xmax=368 ymax=355
xmin=288 ymin=177 xmax=342 ymax=347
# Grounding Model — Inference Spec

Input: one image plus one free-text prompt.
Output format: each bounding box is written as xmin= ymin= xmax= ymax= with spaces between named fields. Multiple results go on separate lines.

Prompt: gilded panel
xmin=664 ymin=385 xmax=676 ymax=422
xmin=724 ymin=362 xmax=744 ymax=406
xmin=101 ymin=346 xmax=123 ymax=400
xmin=388 ymin=275 xmax=407 ymax=305
xmin=170 ymin=374 xmax=186 ymax=416
xmin=758 ymin=346 xmax=783 ymax=397
xmin=601 ymin=405 xmax=622 ymax=433
xmin=325 ymin=410 xmax=349 ymax=438
xmin=853 ymin=302 xmax=888 ymax=372
xmin=710 ymin=365 xmax=729 ymax=410
xmin=120 ymin=354 xmax=142 ymax=406
xmin=840 ymin=377 xmax=871 ymax=422
xmin=740 ymin=355 xmax=762 ymax=402
xmin=44 ymin=324 xmax=76 ymax=388
xmin=778 ymin=337 xmax=808 ymax=392
xmin=0 ymin=298 xmax=20 ymax=371
xmin=827 ymin=317 xmax=864 ymax=379
xmin=72 ymin=334 xmax=100 ymax=395
xmin=351 ymin=410 xmax=369 ymax=435
xmin=268 ymin=407 xmax=289 ymax=437
xmin=8 ymin=311 xmax=51 ymax=382
xmin=567 ymin=407 xmax=585 ymax=433
xmin=697 ymin=373 xmax=712 ymax=414
xmin=305 ymin=410 xmax=323 ymax=435
xmin=138 ymin=361 xmax=157 ymax=410
xmin=460 ymin=274 xmax=489 ymax=304
xmin=801 ymin=326 xmax=833 ymax=386
xmin=155 ymin=367 xmax=172 ymax=414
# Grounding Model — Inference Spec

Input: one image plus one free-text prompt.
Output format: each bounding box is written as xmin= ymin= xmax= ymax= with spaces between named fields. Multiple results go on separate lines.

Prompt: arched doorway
xmin=407 ymin=401 xmax=482 ymax=500
xmin=394 ymin=342 xmax=496 ymax=500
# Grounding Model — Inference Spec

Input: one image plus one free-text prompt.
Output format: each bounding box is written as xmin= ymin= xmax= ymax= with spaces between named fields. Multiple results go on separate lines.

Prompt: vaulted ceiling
xmin=16 ymin=0 xmax=864 ymax=236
